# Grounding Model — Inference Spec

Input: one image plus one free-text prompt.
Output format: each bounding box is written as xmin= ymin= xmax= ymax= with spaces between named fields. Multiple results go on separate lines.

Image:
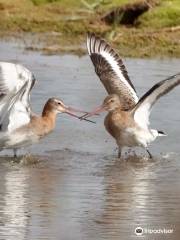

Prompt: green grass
xmin=141 ymin=0 xmax=180 ymax=28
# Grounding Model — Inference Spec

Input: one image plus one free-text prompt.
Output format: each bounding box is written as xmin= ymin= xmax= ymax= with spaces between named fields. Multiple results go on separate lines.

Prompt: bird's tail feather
xmin=158 ymin=130 xmax=167 ymax=136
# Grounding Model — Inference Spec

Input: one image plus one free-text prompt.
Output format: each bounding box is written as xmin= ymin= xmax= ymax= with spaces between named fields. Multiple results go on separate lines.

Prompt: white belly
xmin=0 ymin=130 xmax=40 ymax=150
xmin=116 ymin=127 xmax=157 ymax=148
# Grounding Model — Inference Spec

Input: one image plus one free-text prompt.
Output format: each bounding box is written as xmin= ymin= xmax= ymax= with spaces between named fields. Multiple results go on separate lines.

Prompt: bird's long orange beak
xmin=80 ymin=105 xmax=105 ymax=119
xmin=67 ymin=106 xmax=88 ymax=114
xmin=64 ymin=106 xmax=96 ymax=123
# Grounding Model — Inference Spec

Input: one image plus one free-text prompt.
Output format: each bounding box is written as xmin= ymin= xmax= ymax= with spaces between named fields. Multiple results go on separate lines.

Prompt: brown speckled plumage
xmin=87 ymin=32 xmax=138 ymax=110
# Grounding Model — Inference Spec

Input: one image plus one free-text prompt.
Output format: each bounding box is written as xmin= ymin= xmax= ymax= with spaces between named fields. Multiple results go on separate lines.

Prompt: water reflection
xmin=0 ymin=163 xmax=29 ymax=240
xmin=91 ymin=155 xmax=180 ymax=239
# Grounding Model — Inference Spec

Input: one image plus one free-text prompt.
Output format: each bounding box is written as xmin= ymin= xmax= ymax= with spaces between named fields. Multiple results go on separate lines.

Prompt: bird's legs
xmin=13 ymin=149 xmax=18 ymax=158
xmin=118 ymin=146 xmax=122 ymax=159
xmin=146 ymin=148 xmax=153 ymax=159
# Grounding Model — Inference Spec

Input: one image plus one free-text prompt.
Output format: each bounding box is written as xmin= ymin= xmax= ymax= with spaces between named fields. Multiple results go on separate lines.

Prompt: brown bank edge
xmin=0 ymin=26 xmax=179 ymax=58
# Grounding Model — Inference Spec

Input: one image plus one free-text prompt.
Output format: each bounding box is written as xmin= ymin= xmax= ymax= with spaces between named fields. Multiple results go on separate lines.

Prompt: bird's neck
xmin=109 ymin=106 xmax=121 ymax=113
xmin=42 ymin=111 xmax=57 ymax=129
xmin=41 ymin=104 xmax=58 ymax=134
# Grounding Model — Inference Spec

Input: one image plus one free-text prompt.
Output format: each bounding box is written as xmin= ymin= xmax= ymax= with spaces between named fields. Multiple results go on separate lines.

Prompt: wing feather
xmin=87 ymin=33 xmax=138 ymax=110
xmin=133 ymin=73 xmax=180 ymax=129
xmin=0 ymin=62 xmax=36 ymax=132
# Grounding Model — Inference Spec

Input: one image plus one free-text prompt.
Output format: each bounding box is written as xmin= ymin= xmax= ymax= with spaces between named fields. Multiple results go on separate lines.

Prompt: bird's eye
xmin=58 ymin=102 xmax=61 ymax=105
xmin=110 ymin=99 xmax=114 ymax=103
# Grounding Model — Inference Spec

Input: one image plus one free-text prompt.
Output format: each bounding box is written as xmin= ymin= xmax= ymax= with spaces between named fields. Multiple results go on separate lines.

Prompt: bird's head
xmin=103 ymin=94 xmax=121 ymax=112
xmin=43 ymin=98 xmax=87 ymax=118
xmin=48 ymin=98 xmax=69 ymax=114
xmin=79 ymin=94 xmax=121 ymax=119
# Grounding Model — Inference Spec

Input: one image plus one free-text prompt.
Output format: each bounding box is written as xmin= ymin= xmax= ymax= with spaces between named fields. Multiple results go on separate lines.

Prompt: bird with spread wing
xmin=82 ymin=33 xmax=180 ymax=158
xmin=0 ymin=62 xmax=90 ymax=158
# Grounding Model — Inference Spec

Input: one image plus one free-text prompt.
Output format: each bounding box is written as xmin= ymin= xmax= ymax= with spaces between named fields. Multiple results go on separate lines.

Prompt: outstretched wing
xmin=132 ymin=73 xmax=180 ymax=129
xmin=87 ymin=33 xmax=138 ymax=110
xmin=0 ymin=62 xmax=36 ymax=132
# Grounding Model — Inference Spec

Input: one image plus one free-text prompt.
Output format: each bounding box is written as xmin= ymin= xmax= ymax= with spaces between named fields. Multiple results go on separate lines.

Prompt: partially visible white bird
xmin=82 ymin=33 xmax=180 ymax=158
xmin=0 ymin=62 xmax=88 ymax=157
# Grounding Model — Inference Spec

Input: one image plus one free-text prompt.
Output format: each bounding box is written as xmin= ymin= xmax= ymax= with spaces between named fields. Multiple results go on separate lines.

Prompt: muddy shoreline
xmin=0 ymin=28 xmax=179 ymax=58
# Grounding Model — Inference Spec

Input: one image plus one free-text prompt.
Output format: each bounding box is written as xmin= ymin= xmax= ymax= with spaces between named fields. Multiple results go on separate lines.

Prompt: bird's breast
xmin=28 ymin=115 xmax=55 ymax=138
xmin=104 ymin=111 xmax=151 ymax=147
xmin=104 ymin=111 xmax=132 ymax=137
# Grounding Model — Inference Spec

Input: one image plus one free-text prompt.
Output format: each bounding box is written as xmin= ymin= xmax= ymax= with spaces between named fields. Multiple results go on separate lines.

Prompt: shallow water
xmin=0 ymin=41 xmax=180 ymax=239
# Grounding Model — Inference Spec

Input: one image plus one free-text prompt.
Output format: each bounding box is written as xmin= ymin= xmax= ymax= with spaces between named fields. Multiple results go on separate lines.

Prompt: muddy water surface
xmin=0 ymin=41 xmax=180 ymax=239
